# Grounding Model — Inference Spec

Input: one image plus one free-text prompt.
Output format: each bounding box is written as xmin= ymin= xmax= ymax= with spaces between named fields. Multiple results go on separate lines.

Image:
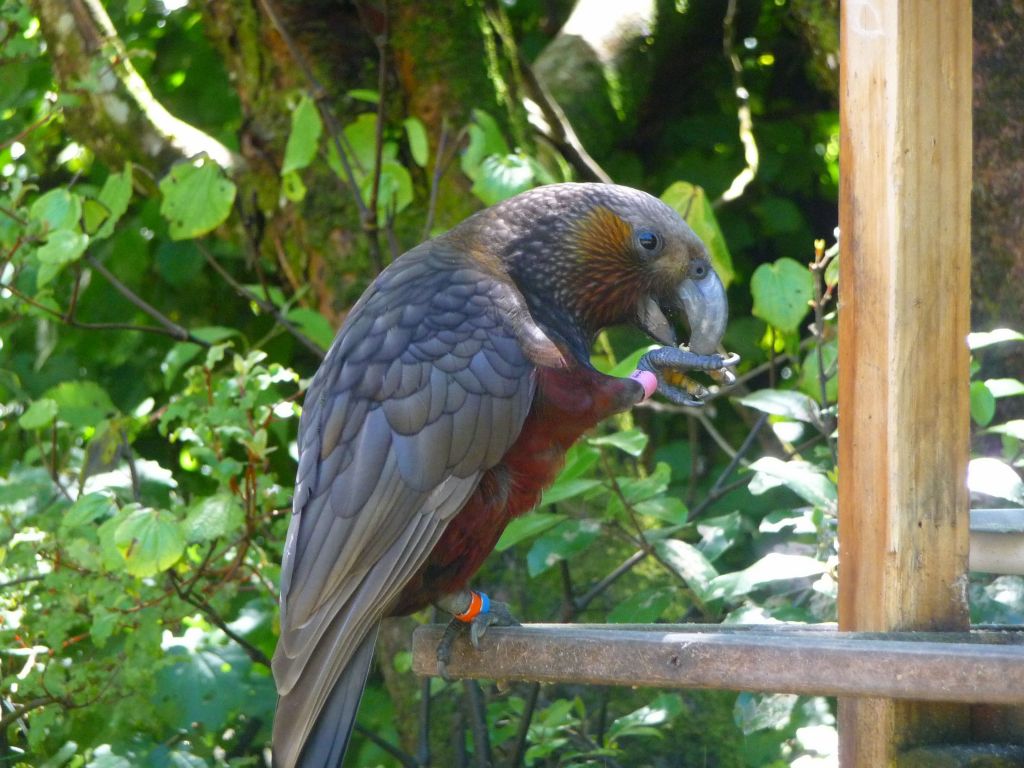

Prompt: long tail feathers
xmin=273 ymin=624 xmax=380 ymax=768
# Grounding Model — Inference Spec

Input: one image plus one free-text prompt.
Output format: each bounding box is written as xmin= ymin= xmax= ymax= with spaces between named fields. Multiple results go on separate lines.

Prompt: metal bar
xmin=412 ymin=625 xmax=1024 ymax=705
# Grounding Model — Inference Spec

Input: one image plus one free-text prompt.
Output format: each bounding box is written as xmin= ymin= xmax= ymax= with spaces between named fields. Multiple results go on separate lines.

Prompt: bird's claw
xmin=434 ymin=599 xmax=519 ymax=681
xmin=637 ymin=347 xmax=740 ymax=407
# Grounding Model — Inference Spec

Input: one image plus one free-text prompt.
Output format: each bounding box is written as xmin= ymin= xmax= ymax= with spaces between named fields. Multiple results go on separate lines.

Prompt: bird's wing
xmin=272 ymin=244 xmax=541 ymax=766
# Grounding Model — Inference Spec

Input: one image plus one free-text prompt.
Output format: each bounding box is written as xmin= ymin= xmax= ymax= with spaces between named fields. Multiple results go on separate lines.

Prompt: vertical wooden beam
xmin=838 ymin=0 xmax=972 ymax=765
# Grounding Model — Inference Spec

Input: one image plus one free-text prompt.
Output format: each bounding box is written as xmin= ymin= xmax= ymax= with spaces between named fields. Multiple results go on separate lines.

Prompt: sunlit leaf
xmin=750 ymin=257 xmax=814 ymax=334
xmin=607 ymin=587 xmax=673 ymax=623
xmin=748 ymin=456 xmax=837 ymax=510
xmin=282 ymin=95 xmax=323 ymax=175
xmin=183 ymin=494 xmax=244 ymax=542
xmin=18 ymin=397 xmax=58 ymax=429
xmin=589 ymin=428 xmax=648 ymax=457
xmin=29 ymin=188 xmax=82 ymax=231
xmin=986 ymin=378 xmax=1024 ymax=398
xmin=971 ymin=380 xmax=997 ymax=427
xmin=36 ymin=229 xmax=90 ymax=287
xmin=654 ymin=538 xmax=718 ymax=603
xmin=42 ymin=380 xmax=116 ymax=428
xmin=661 ymin=181 xmax=734 ymax=287
xmin=968 ymin=458 xmax=1024 ymax=505
xmin=62 ymin=493 xmax=117 ymax=530
xmin=403 ymin=116 xmax=429 ymax=167
xmin=494 ymin=512 xmax=563 ymax=552
xmin=707 ymin=552 xmax=828 ymax=601
xmin=113 ymin=507 xmax=185 ymax=577
xmin=736 ymin=389 xmax=820 ymax=424
xmin=526 ymin=518 xmax=600 ymax=576
xmin=285 ymin=307 xmax=335 ymax=350
xmin=93 ymin=162 xmax=133 ymax=239
xmin=734 ymin=692 xmax=798 ymax=735
xmin=968 ymin=328 xmax=1024 ymax=350
xmin=987 ymin=420 xmax=1024 ymax=441
xmin=697 ymin=511 xmax=743 ymax=561
xmin=159 ymin=159 xmax=237 ymax=240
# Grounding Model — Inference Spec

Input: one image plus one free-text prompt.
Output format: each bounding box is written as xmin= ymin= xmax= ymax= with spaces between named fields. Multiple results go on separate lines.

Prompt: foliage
xmin=1 ymin=1 xmax=1020 ymax=767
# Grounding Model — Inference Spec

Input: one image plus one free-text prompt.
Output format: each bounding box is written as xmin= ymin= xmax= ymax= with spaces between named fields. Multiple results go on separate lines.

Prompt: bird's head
xmin=470 ymin=183 xmax=729 ymax=362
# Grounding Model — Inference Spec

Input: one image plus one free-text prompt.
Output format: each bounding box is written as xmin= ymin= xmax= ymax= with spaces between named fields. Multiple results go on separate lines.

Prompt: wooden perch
xmin=412 ymin=624 xmax=1024 ymax=705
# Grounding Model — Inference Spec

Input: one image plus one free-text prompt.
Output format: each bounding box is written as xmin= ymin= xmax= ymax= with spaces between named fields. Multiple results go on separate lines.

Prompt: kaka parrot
xmin=272 ymin=183 xmax=736 ymax=767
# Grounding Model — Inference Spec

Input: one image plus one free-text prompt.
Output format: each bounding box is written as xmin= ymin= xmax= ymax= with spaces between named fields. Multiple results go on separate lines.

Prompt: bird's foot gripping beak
xmin=636 ymin=346 xmax=740 ymax=407
xmin=434 ymin=590 xmax=519 ymax=681
xmin=638 ymin=258 xmax=739 ymax=406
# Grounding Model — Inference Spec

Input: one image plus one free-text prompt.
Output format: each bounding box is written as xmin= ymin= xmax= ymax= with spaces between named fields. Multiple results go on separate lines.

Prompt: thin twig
xmin=420 ymin=118 xmax=452 ymax=242
xmin=85 ymin=255 xmax=208 ymax=344
xmin=196 ymin=241 xmax=325 ymax=358
xmin=354 ymin=724 xmax=419 ymax=768
xmin=509 ymin=682 xmax=541 ymax=768
xmin=367 ymin=5 xmax=390 ymax=271
xmin=0 ymin=573 xmax=46 ymax=590
xmin=0 ymin=696 xmax=59 ymax=732
xmin=169 ymin=573 xmax=271 ymax=668
xmin=464 ymin=680 xmax=493 ymax=768
xmin=714 ymin=0 xmax=758 ymax=207
xmin=708 ymin=412 xmax=768 ymax=498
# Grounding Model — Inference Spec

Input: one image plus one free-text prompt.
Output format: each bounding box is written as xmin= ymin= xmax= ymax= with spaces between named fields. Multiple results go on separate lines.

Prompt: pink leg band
xmin=629 ymin=369 xmax=658 ymax=402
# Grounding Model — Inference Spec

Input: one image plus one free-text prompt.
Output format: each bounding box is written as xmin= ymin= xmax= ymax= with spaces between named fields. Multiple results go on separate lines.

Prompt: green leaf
xmin=734 ymin=692 xmax=798 ymax=735
xmin=86 ymin=744 xmax=133 ymax=768
xmin=348 ymin=88 xmax=380 ymax=103
xmin=494 ymin=512 xmax=563 ymax=552
xmin=29 ymin=188 xmax=82 ymax=231
xmin=42 ymin=380 xmax=116 ymax=428
xmin=285 ymin=307 xmax=335 ymax=350
xmin=968 ymin=458 xmax=1024 ymax=505
xmin=90 ymin=607 xmax=118 ymax=648
xmin=460 ymin=109 xmax=510 ymax=180
xmin=526 ymin=518 xmax=601 ymax=576
xmin=36 ymin=229 xmax=90 ymax=287
xmin=282 ymin=95 xmax=323 ymax=175
xmin=607 ymin=587 xmax=673 ymax=623
xmin=471 ymin=153 xmax=537 ymax=205
xmin=18 ymin=397 xmax=58 ymax=429
xmin=93 ymin=162 xmax=133 ymax=239
xmin=113 ymin=507 xmax=185 ymax=577
xmin=403 ymin=116 xmax=429 ymax=167
xmin=707 ymin=553 xmax=828 ymax=601
xmin=281 ymin=170 xmax=307 ymax=203
xmin=633 ymin=495 xmax=688 ymax=525
xmin=343 ymin=113 xmax=380 ymax=171
xmin=750 ymin=257 xmax=814 ymax=334
xmin=183 ymin=494 xmax=244 ymax=542
xmin=661 ymin=181 xmax=734 ymax=287
xmin=608 ymin=693 xmax=682 ymax=741
xmin=748 ymin=457 xmax=837 ymax=510
xmin=539 ymin=477 xmax=602 ymax=507
xmin=654 ymin=538 xmax=719 ymax=603
xmin=697 ymin=511 xmax=743 ymax=562
xmin=159 ymin=160 xmax=237 ymax=240
xmin=62 ymin=493 xmax=117 ymax=529
xmin=736 ymin=389 xmax=820 ymax=424
xmin=968 ymin=328 xmax=1024 ymax=350
xmin=797 ymin=340 xmax=839 ymax=404
xmin=589 ymin=428 xmax=648 ymax=457
xmin=971 ymin=380 xmax=997 ymax=427
xmin=362 ymin=159 xmax=414 ymax=219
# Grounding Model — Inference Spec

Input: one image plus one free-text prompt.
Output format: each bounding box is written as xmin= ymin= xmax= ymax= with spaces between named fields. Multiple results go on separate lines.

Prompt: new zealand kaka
xmin=272 ymin=183 xmax=736 ymax=767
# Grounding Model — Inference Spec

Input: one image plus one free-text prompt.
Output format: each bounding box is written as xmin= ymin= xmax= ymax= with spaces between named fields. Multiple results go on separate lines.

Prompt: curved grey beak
xmin=678 ymin=265 xmax=728 ymax=355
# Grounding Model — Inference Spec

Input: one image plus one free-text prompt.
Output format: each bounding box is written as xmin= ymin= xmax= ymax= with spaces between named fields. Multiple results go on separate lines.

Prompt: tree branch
xmin=31 ymin=0 xmax=237 ymax=171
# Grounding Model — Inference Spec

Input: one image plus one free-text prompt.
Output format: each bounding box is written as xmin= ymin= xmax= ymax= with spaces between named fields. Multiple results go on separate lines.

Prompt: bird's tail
xmin=272 ymin=623 xmax=380 ymax=768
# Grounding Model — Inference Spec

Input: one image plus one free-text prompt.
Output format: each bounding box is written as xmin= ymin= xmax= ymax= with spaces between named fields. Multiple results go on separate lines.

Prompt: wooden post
xmin=838 ymin=0 xmax=972 ymax=764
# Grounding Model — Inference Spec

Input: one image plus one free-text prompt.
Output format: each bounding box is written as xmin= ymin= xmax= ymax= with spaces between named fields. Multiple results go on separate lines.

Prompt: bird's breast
xmin=390 ymin=363 xmax=637 ymax=615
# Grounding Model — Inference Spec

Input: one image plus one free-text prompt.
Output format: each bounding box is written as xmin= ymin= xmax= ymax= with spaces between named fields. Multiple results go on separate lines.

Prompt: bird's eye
xmin=637 ymin=230 xmax=660 ymax=251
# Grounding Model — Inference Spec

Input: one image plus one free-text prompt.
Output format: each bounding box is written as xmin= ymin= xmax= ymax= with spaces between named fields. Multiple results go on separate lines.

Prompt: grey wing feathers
xmin=272 ymin=245 xmax=539 ymax=768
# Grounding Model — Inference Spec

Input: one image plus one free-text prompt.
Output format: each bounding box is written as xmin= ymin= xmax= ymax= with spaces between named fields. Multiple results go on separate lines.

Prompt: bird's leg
xmin=433 ymin=590 xmax=519 ymax=680
xmin=635 ymin=346 xmax=741 ymax=407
